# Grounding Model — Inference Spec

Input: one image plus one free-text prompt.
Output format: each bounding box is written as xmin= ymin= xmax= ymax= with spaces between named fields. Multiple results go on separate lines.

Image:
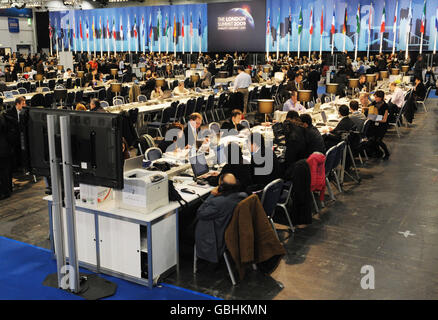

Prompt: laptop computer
xmin=189 ymin=153 xmax=211 ymax=181
xmin=162 ymin=90 xmax=172 ymax=99
xmin=4 ymin=91 xmax=14 ymax=99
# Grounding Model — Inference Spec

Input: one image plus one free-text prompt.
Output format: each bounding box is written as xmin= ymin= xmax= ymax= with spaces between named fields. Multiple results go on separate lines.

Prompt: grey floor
xmin=1 ymin=98 xmax=438 ymax=300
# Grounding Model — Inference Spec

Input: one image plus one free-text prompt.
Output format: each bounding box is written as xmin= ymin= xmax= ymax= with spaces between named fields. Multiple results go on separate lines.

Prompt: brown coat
xmin=224 ymin=194 xmax=286 ymax=280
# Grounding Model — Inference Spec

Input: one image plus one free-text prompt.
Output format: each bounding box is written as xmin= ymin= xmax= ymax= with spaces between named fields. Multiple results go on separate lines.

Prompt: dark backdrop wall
xmin=36 ymin=11 xmax=50 ymax=52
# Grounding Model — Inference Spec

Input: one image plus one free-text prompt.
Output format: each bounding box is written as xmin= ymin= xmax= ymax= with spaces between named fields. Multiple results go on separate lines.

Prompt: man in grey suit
xmin=201 ymin=67 xmax=212 ymax=88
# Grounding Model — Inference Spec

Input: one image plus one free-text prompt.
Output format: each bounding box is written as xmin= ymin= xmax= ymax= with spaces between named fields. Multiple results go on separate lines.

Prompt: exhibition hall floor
xmin=1 ymin=97 xmax=438 ymax=299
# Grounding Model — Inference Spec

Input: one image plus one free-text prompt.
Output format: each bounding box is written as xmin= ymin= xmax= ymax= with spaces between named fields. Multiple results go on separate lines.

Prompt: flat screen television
xmin=21 ymin=108 xmax=124 ymax=189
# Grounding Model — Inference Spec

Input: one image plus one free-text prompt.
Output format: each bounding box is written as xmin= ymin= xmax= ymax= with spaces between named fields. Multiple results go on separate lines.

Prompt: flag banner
xmin=265 ymin=0 xmax=436 ymax=52
xmin=51 ymin=4 xmax=206 ymax=53
xmin=49 ymin=1 xmax=436 ymax=53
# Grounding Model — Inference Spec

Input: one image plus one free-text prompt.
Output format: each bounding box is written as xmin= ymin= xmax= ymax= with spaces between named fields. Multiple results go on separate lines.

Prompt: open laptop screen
xmin=189 ymin=153 xmax=209 ymax=178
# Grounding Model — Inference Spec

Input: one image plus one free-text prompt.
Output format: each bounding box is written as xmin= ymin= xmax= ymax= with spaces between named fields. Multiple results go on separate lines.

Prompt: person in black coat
xmin=324 ymin=105 xmax=357 ymax=150
xmin=248 ymin=132 xmax=280 ymax=190
xmin=307 ymin=66 xmax=321 ymax=101
xmin=413 ymin=55 xmax=425 ymax=80
xmin=283 ymin=111 xmax=309 ymax=170
xmin=288 ymin=159 xmax=312 ymax=227
xmin=0 ymin=112 xmax=12 ymax=199
xmin=5 ymin=96 xmax=26 ymax=173
xmin=219 ymin=143 xmax=252 ymax=192
xmin=413 ymin=76 xmax=426 ymax=102
xmin=299 ymin=114 xmax=326 ymax=156
xmin=195 ymin=173 xmax=247 ymax=263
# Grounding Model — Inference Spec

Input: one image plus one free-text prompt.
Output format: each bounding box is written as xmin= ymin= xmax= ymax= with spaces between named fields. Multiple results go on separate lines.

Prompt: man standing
xmin=4 ymin=96 xmax=26 ymax=189
xmin=233 ymin=66 xmax=251 ymax=114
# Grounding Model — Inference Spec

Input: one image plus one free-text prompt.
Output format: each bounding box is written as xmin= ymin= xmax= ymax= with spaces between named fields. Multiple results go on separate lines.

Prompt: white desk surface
xmin=43 ymin=175 xmax=213 ymax=224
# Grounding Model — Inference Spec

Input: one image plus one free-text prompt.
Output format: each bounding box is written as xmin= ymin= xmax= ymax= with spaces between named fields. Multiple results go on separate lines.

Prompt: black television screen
xmin=22 ymin=108 xmax=124 ymax=189
xmin=208 ymin=0 xmax=266 ymax=52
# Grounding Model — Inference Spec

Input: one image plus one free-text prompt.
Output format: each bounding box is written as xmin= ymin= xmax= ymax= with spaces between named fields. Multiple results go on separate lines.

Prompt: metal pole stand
xmin=42 ymin=115 xmax=117 ymax=300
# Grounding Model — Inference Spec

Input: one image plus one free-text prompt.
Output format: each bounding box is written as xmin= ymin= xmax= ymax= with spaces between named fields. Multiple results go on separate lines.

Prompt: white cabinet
xmin=151 ymin=214 xmax=177 ymax=279
xmin=61 ymin=207 xmax=97 ymax=266
xmin=98 ymin=216 xmax=141 ymax=278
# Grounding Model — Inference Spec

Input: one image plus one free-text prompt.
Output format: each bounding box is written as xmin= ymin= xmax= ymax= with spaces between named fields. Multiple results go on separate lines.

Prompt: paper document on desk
xmin=122 ymin=184 xmax=147 ymax=208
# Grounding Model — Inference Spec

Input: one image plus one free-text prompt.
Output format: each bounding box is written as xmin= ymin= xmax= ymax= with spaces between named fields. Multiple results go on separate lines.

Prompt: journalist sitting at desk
xmin=151 ymin=85 xmax=164 ymax=99
xmin=173 ymin=81 xmax=189 ymax=96
xmin=221 ymin=109 xmax=244 ymax=136
xmin=324 ymin=105 xmax=357 ymax=150
xmin=283 ymin=90 xmax=306 ymax=113
xmin=195 ymin=173 xmax=247 ymax=264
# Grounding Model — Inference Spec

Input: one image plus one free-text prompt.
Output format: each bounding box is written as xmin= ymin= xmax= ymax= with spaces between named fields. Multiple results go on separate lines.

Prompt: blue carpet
xmin=0 ymin=236 xmax=219 ymax=300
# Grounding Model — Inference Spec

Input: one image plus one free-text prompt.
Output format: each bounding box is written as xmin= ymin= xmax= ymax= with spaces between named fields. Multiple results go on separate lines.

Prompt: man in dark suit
xmin=183 ymin=112 xmax=203 ymax=148
xmin=4 ymin=96 xmax=26 ymax=178
xmin=221 ymin=109 xmax=244 ymax=136
xmin=307 ymin=66 xmax=321 ymax=101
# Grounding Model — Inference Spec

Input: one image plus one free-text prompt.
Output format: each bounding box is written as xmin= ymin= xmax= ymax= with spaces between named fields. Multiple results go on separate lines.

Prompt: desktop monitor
xmin=21 ymin=108 xmax=124 ymax=189
xmin=189 ymin=153 xmax=209 ymax=179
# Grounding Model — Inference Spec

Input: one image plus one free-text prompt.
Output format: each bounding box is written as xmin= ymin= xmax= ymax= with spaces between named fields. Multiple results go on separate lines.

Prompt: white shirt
xmin=233 ymin=72 xmax=252 ymax=91
xmin=63 ymin=71 xmax=71 ymax=79
xmin=283 ymin=99 xmax=306 ymax=112
xmin=390 ymin=87 xmax=404 ymax=108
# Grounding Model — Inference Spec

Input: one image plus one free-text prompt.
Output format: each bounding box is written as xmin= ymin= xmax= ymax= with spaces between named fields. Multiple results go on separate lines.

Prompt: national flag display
xmin=298 ymin=7 xmax=303 ymax=35
xmin=393 ymin=1 xmax=398 ymax=34
xmin=79 ymin=17 xmax=83 ymax=39
xmin=342 ymin=6 xmax=347 ymax=34
xmin=420 ymin=0 xmax=426 ymax=34
xmin=266 ymin=12 xmax=270 ymax=35
xmin=134 ymin=16 xmax=138 ymax=38
xmin=309 ymin=8 xmax=314 ymax=35
xmin=182 ymin=14 xmax=185 ymax=38
xmin=288 ymin=9 xmax=292 ymax=35
xmin=380 ymin=6 xmax=386 ymax=33
xmin=85 ymin=19 xmax=89 ymax=39
xmin=331 ymin=5 xmax=335 ymax=34
xmin=198 ymin=13 xmax=202 ymax=36
xmin=356 ymin=5 xmax=360 ymax=34
xmin=173 ymin=14 xmax=176 ymax=39
xmin=320 ymin=8 xmax=324 ymax=35
xmin=190 ymin=12 xmax=193 ymax=37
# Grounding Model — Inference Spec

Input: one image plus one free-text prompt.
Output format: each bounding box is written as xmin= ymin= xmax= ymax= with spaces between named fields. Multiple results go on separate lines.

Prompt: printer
xmin=115 ymin=169 xmax=169 ymax=214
